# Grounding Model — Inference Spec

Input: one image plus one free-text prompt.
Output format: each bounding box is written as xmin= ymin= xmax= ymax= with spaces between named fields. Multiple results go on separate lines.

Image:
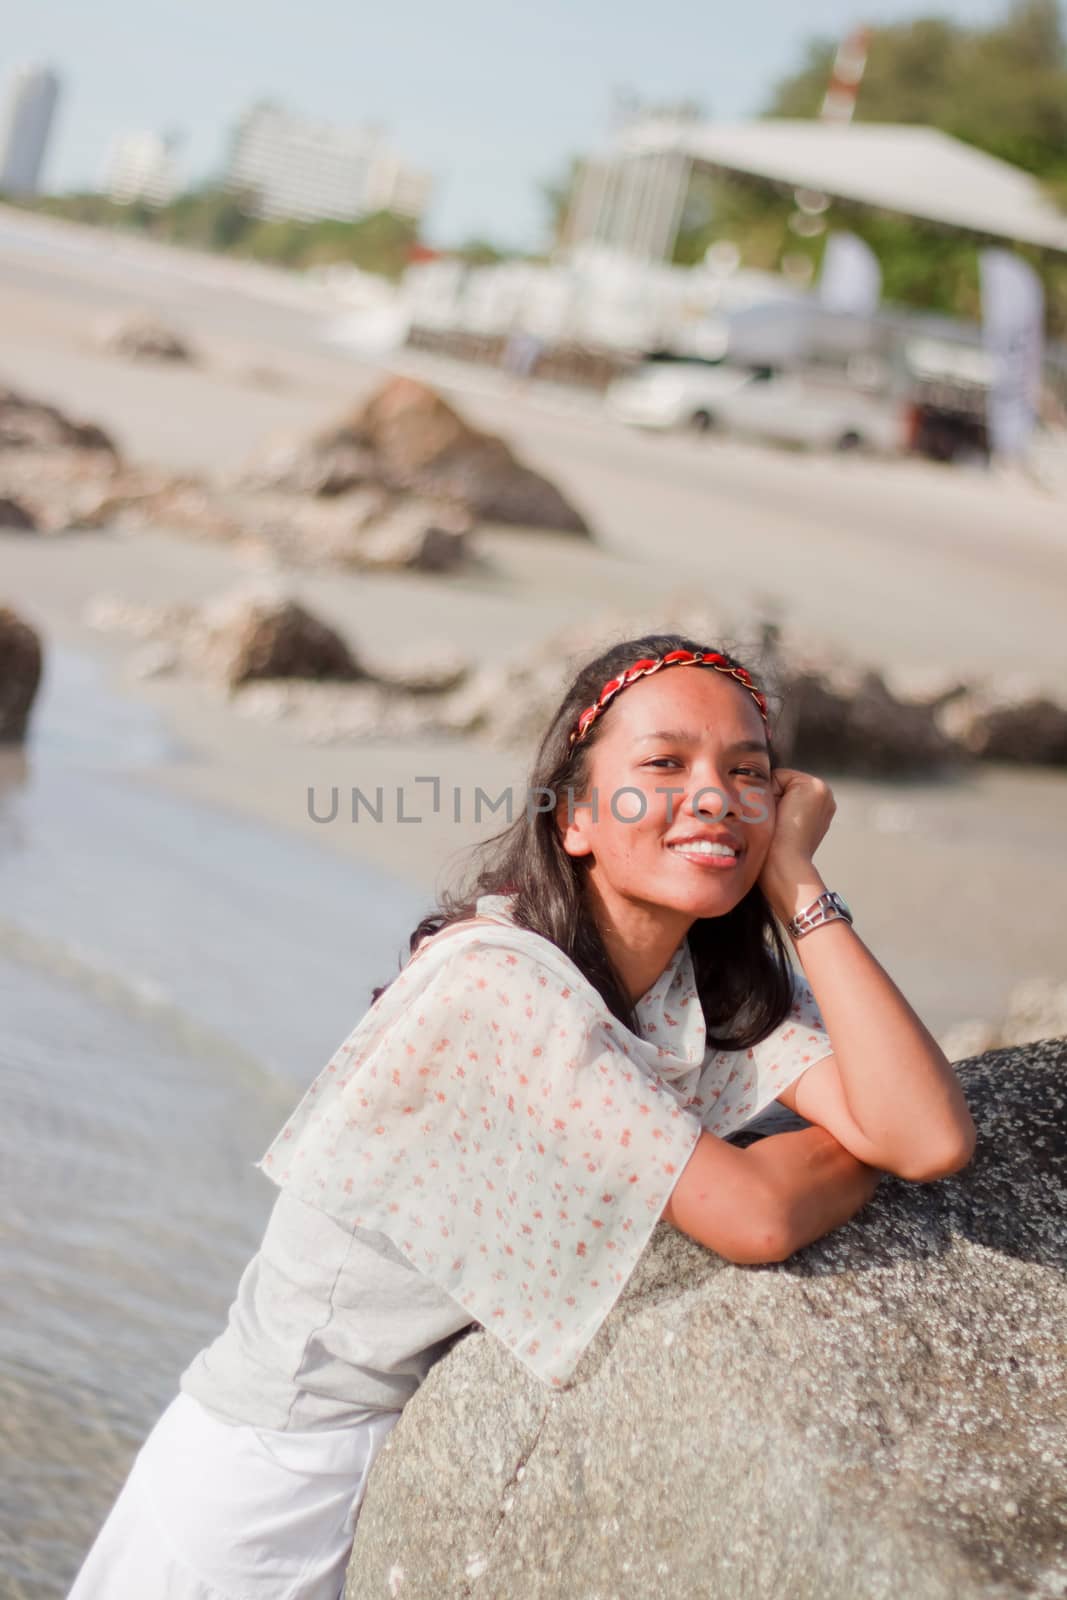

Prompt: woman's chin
xmin=652 ymin=878 xmax=750 ymax=919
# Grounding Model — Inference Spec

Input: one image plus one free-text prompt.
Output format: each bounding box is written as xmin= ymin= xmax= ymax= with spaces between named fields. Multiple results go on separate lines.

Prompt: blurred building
xmin=0 ymin=64 xmax=61 ymax=196
xmin=398 ymin=247 xmax=808 ymax=356
xmin=102 ymin=131 xmax=182 ymax=207
xmin=225 ymin=101 xmax=431 ymax=224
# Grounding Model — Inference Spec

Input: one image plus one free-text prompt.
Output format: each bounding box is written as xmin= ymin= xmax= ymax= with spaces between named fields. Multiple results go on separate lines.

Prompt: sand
xmin=2 ymin=207 xmax=1067 ymax=1038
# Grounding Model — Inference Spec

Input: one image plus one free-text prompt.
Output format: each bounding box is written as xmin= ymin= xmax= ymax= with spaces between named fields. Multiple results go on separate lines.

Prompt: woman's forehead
xmin=598 ymin=668 xmax=766 ymax=744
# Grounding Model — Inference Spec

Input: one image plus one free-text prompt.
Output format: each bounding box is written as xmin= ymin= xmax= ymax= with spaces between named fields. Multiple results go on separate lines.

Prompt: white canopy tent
xmin=565 ymin=119 xmax=1067 ymax=263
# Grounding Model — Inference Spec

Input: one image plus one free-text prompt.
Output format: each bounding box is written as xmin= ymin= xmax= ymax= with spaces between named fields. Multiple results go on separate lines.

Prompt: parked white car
xmin=607 ymin=357 xmax=906 ymax=454
xmin=710 ymin=370 xmax=907 ymax=454
xmin=605 ymin=357 xmax=766 ymax=433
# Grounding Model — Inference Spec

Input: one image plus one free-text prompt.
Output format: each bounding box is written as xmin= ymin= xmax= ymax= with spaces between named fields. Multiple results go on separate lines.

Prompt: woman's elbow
xmin=897 ymin=1125 xmax=978 ymax=1183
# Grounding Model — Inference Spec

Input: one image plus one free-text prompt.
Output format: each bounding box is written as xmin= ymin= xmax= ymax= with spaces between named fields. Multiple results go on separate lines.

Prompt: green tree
xmin=454 ymin=237 xmax=509 ymax=266
xmin=14 ymin=186 xmax=420 ymax=281
xmin=767 ymin=0 xmax=1067 ymax=186
xmin=545 ymin=2 xmax=1067 ymax=318
xmin=674 ymin=0 xmax=1067 ymax=332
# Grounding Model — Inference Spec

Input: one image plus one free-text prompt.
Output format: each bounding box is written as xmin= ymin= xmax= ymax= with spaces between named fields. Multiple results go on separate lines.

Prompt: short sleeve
xmin=689 ymin=964 xmax=835 ymax=1137
xmin=258 ymin=939 xmax=703 ymax=1389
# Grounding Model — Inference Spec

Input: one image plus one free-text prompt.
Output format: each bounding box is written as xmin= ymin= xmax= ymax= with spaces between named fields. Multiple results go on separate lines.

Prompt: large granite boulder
xmin=346 ymin=1038 xmax=1067 ymax=1600
xmin=0 ymin=605 xmax=44 ymax=743
xmin=352 ymin=376 xmax=591 ymax=535
xmin=243 ymin=377 xmax=592 ymax=537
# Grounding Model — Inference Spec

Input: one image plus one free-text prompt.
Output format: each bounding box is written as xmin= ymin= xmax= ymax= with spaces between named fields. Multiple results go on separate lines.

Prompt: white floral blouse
xmin=259 ymin=894 xmax=834 ymax=1390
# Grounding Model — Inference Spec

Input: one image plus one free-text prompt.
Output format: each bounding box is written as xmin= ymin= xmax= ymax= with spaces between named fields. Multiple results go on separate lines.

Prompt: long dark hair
xmin=372 ymin=631 xmax=796 ymax=1052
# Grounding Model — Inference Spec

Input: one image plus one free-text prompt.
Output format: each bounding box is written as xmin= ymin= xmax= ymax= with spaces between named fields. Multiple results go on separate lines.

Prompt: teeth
xmin=670 ymin=842 xmax=737 ymax=857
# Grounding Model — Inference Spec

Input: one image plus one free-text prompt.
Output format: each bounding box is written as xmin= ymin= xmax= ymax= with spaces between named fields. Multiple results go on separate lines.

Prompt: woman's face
xmin=558 ymin=667 xmax=777 ymax=941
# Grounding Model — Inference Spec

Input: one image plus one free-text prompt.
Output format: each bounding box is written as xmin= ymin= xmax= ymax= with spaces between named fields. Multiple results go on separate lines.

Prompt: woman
xmin=69 ymin=632 xmax=976 ymax=1598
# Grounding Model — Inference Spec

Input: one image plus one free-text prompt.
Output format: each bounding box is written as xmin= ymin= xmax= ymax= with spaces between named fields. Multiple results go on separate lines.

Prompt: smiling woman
xmin=554 ymin=667 xmax=779 ymax=1005
xmin=69 ymin=629 xmax=974 ymax=1600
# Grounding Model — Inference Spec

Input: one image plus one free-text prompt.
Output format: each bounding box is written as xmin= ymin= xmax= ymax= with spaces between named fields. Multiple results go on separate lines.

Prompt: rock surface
xmin=191 ymin=589 xmax=365 ymax=691
xmin=0 ymin=383 xmax=118 ymax=456
xmin=242 ymin=376 xmax=593 ymax=536
xmin=346 ymin=1039 xmax=1067 ymax=1600
xmin=81 ymin=476 xmax=473 ymax=573
xmin=0 ymin=383 xmax=153 ymax=535
xmin=234 ymin=434 xmax=377 ymax=499
xmin=773 ymin=657 xmax=966 ymax=778
xmin=81 ymin=580 xmax=1067 ymax=777
xmin=937 ymin=681 xmax=1067 ymax=766
xmin=0 ymin=605 xmax=44 ymax=743
xmin=85 ymin=587 xmax=473 ymax=728
xmin=87 ymin=585 xmax=366 ymax=690
xmin=100 ymin=312 xmax=196 ymax=364
xmin=0 ymin=495 xmax=38 ymax=531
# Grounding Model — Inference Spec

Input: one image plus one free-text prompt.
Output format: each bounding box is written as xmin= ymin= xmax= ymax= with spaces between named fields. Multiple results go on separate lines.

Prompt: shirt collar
xmin=477 ymin=894 xmax=707 ymax=1079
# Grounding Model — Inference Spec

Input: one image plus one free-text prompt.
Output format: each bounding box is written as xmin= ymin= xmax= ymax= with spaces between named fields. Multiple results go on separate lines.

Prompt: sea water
xmin=0 ymin=646 xmax=423 ymax=1597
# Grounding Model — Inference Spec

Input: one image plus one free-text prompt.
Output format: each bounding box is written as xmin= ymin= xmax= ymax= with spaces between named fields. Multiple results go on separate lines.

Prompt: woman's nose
xmin=681 ymin=774 xmax=738 ymax=824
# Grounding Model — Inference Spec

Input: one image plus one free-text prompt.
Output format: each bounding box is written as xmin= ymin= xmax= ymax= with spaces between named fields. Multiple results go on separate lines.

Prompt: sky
xmin=3 ymin=0 xmax=1021 ymax=251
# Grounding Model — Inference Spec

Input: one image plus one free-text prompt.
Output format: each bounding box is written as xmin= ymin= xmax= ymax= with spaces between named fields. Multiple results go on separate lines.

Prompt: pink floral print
xmin=258 ymin=895 xmax=834 ymax=1388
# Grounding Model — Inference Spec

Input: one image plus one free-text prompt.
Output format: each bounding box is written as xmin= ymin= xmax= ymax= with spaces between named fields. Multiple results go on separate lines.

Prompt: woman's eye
xmin=643 ymin=759 xmax=770 ymax=781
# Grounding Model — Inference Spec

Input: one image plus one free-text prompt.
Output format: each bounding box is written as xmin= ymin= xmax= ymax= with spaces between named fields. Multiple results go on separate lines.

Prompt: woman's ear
xmin=555 ymin=792 xmax=593 ymax=860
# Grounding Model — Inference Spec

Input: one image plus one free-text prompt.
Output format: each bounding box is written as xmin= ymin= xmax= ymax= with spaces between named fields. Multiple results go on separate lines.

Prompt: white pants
xmin=68 ymin=1393 xmax=402 ymax=1600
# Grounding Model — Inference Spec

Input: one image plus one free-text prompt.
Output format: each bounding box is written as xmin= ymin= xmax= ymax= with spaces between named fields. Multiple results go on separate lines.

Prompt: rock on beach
xmin=0 ymin=495 xmax=38 ymax=531
xmin=937 ymin=683 xmax=1067 ymax=767
xmin=98 ymin=312 xmax=197 ymax=364
xmin=192 ymin=589 xmax=366 ymax=691
xmin=346 ymin=1038 xmax=1067 ymax=1600
xmin=85 ymin=587 xmax=472 ymax=727
xmin=0 ymin=604 xmax=44 ymax=743
xmin=241 ymin=375 xmax=593 ymax=537
xmin=0 ymin=381 xmax=119 ymax=456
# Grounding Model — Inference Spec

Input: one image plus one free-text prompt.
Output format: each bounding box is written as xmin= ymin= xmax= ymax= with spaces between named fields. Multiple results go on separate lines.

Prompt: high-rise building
xmin=225 ymin=101 xmax=431 ymax=225
xmin=0 ymin=64 xmax=61 ymax=196
xmin=102 ymin=131 xmax=182 ymax=207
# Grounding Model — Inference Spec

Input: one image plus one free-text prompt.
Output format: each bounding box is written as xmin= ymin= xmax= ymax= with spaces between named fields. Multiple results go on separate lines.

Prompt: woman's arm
xmin=766 ymin=868 xmax=977 ymax=1176
xmin=743 ymin=1123 xmax=884 ymax=1258
xmin=758 ymin=771 xmax=977 ymax=1177
xmin=662 ymin=1124 xmax=882 ymax=1264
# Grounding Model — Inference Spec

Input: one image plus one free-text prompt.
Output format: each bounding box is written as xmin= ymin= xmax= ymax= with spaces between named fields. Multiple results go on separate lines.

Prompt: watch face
xmin=835 ymin=894 xmax=853 ymax=921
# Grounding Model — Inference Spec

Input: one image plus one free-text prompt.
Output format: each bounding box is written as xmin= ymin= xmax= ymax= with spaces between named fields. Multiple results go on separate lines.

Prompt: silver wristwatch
xmin=786 ymin=890 xmax=854 ymax=940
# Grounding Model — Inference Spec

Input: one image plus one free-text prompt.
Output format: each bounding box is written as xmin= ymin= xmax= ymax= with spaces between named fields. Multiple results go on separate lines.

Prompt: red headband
xmin=568 ymin=648 xmax=769 ymax=749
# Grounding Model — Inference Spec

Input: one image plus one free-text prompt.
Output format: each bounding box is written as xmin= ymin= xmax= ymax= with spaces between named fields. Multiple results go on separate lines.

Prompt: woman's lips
xmin=667 ymin=846 xmax=741 ymax=869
